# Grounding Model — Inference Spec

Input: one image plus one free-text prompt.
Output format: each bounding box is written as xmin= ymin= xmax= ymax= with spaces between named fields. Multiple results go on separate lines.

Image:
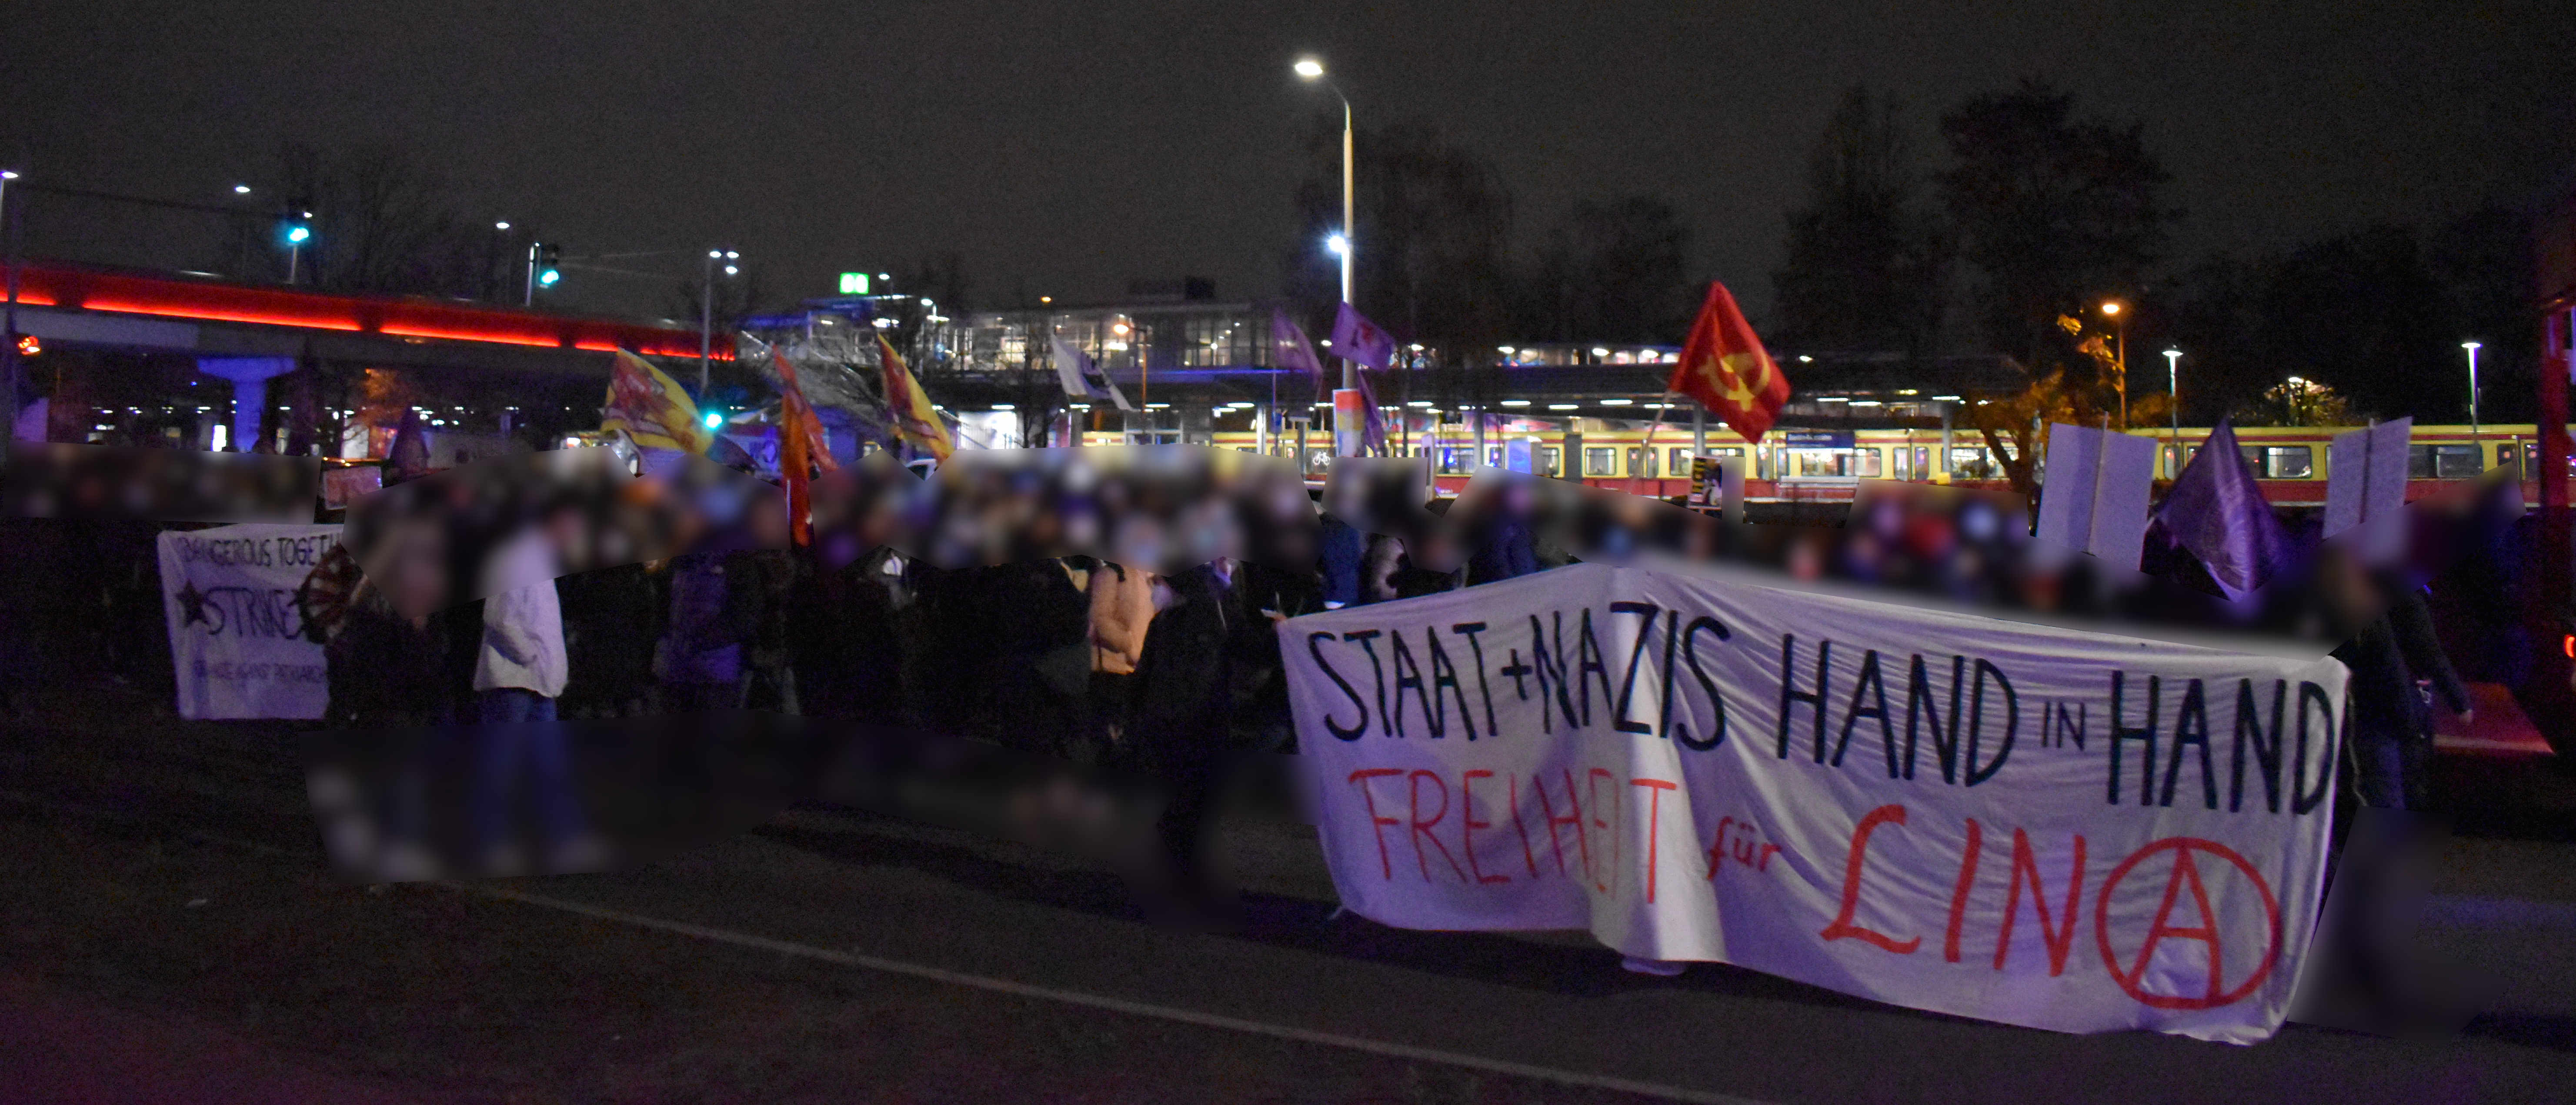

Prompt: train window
xmin=2262 ymin=446 xmax=2314 ymax=479
xmin=1437 ymin=447 xmax=1466 ymax=474
xmin=1625 ymin=448 xmax=1655 ymax=479
xmin=2513 ymin=443 xmax=2576 ymax=476
xmin=2420 ymin=444 xmax=2481 ymax=479
xmin=1537 ymin=446 xmax=1561 ymax=476
xmin=1487 ymin=446 xmax=1503 ymax=469
xmin=1584 ymin=447 xmax=1618 ymax=477
xmin=1949 ymin=447 xmax=1995 ymax=479
xmin=1669 ymin=446 xmax=1693 ymax=476
xmin=1854 ymin=448 xmax=1884 ymax=478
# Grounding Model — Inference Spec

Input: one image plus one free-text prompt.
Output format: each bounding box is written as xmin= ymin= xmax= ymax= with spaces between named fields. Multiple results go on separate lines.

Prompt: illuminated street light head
xmin=1294 ymin=58 xmax=1325 ymax=79
xmin=1325 ymin=232 xmax=1349 ymax=256
xmin=2463 ymin=340 xmax=2482 ymax=351
xmin=494 ymin=220 xmax=510 ymax=230
xmin=724 ymin=265 xmax=738 ymax=276
xmin=233 ymin=183 xmax=251 ymax=194
xmin=2100 ymin=301 xmax=2122 ymax=316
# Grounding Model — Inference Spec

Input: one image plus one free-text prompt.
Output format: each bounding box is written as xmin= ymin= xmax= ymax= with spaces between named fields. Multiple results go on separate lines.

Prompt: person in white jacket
xmin=470 ymin=511 xmax=598 ymax=873
xmin=474 ymin=525 xmax=569 ymax=720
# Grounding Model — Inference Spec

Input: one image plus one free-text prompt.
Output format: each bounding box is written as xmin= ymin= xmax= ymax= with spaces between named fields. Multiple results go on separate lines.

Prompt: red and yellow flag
xmin=1668 ymin=281 xmax=1792 ymax=443
xmin=877 ymin=334 xmax=953 ymax=463
xmin=601 ymin=350 xmax=712 ymax=456
xmin=772 ymin=351 xmax=839 ymax=546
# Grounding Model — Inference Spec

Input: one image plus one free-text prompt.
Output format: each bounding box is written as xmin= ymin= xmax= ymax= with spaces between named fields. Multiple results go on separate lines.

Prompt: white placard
xmin=158 ymin=523 xmax=341 ymax=720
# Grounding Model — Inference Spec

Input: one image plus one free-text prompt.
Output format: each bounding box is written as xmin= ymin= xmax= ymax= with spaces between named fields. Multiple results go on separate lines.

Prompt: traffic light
xmin=535 ymin=243 xmax=562 ymax=288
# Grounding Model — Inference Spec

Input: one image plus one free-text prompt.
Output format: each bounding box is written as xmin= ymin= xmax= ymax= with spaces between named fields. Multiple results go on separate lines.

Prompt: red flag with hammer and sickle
xmin=1668 ymin=281 xmax=1792 ymax=442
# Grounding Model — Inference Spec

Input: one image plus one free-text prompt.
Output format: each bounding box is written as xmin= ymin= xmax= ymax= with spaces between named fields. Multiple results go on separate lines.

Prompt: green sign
xmin=838 ymin=272 xmax=871 ymax=296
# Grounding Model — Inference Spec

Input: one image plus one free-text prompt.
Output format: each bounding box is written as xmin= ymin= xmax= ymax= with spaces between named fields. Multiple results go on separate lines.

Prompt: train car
xmin=1084 ymin=419 xmax=2568 ymax=505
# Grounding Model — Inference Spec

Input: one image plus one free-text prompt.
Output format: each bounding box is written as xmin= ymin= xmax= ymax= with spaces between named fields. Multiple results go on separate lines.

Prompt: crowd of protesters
xmin=0 ymin=436 xmax=2531 ymax=909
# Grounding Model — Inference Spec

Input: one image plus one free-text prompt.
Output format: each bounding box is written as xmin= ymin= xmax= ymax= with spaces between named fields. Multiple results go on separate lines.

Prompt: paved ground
xmin=5 ymin=686 xmax=2576 ymax=1104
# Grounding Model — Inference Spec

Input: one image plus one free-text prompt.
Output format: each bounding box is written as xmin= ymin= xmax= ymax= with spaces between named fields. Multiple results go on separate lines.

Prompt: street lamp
xmin=702 ymin=249 xmax=740 ymax=397
xmin=2163 ymin=348 xmax=2183 ymax=476
xmin=2100 ymin=300 xmax=2127 ymax=427
xmin=2 ymin=171 xmax=19 ymax=441
xmin=283 ymin=214 xmax=313 ymax=285
xmin=2463 ymin=341 xmax=2483 ymax=443
xmin=1295 ymin=55 xmax=1355 ymax=389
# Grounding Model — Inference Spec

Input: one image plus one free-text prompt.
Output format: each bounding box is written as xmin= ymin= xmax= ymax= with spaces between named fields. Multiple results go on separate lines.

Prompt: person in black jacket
xmin=1131 ymin=556 xmax=1274 ymax=903
xmin=2380 ymin=571 xmax=2471 ymax=810
xmin=2322 ymin=552 xmax=2468 ymax=811
xmin=556 ymin=561 xmax=662 ymax=719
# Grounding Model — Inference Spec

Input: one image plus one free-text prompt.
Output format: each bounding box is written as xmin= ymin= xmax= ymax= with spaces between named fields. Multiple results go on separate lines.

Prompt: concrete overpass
xmin=5 ymin=261 xmax=719 ymax=448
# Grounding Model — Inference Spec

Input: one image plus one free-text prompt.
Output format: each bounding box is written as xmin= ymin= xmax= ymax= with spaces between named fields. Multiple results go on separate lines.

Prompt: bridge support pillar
xmin=196 ymin=357 xmax=295 ymax=452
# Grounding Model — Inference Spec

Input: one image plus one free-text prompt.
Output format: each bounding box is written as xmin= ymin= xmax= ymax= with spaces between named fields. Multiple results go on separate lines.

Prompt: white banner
xmin=158 ymin=523 xmax=341 ymax=720
xmin=1281 ymin=562 xmax=2347 ymax=1044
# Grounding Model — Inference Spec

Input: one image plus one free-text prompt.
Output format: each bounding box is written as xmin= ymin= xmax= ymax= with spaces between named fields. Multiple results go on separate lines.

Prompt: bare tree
xmin=265 ymin=143 xmax=492 ymax=297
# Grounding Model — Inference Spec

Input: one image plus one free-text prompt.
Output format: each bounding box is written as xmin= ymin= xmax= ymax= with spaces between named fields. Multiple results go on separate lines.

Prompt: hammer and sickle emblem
xmin=1706 ymin=352 xmax=1769 ymax=408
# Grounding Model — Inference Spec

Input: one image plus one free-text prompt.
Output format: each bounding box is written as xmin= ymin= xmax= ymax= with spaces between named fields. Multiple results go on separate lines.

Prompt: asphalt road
xmin=6 ymin=693 xmax=2576 ymax=1104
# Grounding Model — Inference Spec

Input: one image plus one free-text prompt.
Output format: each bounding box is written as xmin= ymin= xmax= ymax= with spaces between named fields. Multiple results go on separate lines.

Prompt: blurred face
xmin=544 ymin=506 xmax=590 ymax=569
xmin=380 ymin=520 xmax=449 ymax=622
xmin=1786 ymin=535 xmax=1825 ymax=582
xmin=750 ymin=494 xmax=791 ymax=547
xmin=2321 ymin=550 xmax=2383 ymax=624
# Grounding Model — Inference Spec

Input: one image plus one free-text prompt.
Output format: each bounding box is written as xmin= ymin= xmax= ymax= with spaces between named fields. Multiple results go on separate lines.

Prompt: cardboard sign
xmin=1281 ymin=562 xmax=2346 ymax=1043
xmin=2324 ymin=420 xmax=2412 ymax=566
xmin=2036 ymin=424 xmax=2157 ymax=569
xmin=1686 ymin=456 xmax=1745 ymax=520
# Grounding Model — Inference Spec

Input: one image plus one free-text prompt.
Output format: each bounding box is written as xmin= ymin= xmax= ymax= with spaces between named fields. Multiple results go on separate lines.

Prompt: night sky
xmin=8 ymin=0 xmax=2572 ymax=323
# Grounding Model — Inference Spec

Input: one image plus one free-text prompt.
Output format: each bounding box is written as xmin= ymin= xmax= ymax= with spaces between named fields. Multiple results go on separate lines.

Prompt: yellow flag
xmin=877 ymin=334 xmax=953 ymax=462
xmin=601 ymin=350 xmax=712 ymax=456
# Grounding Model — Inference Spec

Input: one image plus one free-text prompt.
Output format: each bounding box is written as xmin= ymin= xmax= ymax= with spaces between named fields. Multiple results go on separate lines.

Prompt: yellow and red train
xmin=1085 ymin=421 xmax=2563 ymax=504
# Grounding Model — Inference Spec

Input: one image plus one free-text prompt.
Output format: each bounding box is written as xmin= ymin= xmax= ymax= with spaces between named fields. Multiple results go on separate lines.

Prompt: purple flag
xmin=1271 ymin=309 xmax=1328 ymax=396
xmin=2154 ymin=419 xmax=2290 ymax=597
xmin=1329 ymin=303 xmax=1397 ymax=370
xmin=1353 ymin=369 xmax=1389 ymax=455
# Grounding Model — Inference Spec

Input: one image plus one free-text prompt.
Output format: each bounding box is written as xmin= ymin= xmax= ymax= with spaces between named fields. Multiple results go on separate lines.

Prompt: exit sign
xmin=838 ymin=272 xmax=871 ymax=295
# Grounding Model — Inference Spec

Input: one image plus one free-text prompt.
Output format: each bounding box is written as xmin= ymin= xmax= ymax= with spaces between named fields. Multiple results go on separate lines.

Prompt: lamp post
xmin=2163 ymin=348 xmax=2183 ymax=476
xmin=2 ymin=170 xmax=19 ymax=441
xmin=702 ymin=250 xmax=739 ymax=397
xmin=284 ymin=212 xmax=312 ymax=285
xmin=2101 ymin=300 xmax=2127 ymax=427
xmin=1295 ymin=56 xmax=1354 ymax=395
xmin=2463 ymin=340 xmax=2483 ymax=444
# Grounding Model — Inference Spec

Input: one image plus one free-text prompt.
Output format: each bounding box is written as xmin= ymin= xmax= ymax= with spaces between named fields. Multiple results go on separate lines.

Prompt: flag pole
xmin=1623 ymin=392 xmax=1683 ymax=498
